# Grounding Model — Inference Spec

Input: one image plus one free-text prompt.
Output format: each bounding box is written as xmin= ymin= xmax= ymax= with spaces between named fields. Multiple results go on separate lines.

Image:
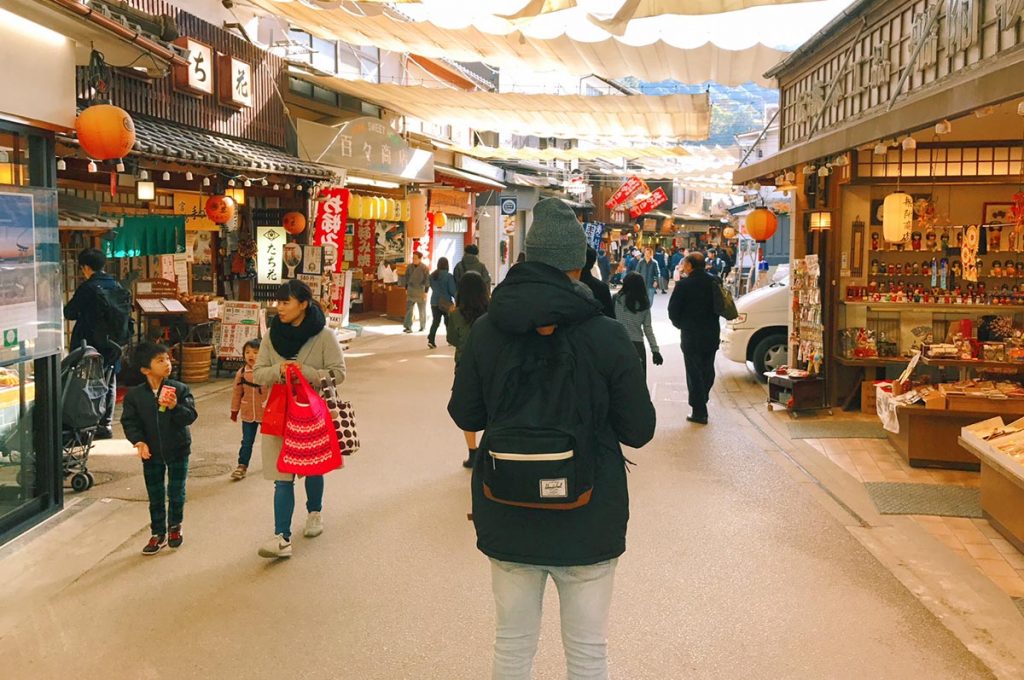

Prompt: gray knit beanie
xmin=526 ymin=198 xmax=587 ymax=272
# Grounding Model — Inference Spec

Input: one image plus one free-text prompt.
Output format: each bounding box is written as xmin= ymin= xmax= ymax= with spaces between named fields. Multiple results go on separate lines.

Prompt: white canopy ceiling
xmin=454 ymin=143 xmax=737 ymax=169
xmin=253 ymin=0 xmax=791 ymax=86
xmin=295 ymin=74 xmax=711 ymax=139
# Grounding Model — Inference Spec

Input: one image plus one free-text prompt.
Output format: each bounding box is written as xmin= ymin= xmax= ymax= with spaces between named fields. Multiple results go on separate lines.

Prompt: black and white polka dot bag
xmin=319 ymin=369 xmax=360 ymax=456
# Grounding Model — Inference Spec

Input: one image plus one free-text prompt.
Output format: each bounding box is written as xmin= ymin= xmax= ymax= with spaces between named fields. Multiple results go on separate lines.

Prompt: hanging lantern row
xmin=349 ymin=194 xmax=412 ymax=223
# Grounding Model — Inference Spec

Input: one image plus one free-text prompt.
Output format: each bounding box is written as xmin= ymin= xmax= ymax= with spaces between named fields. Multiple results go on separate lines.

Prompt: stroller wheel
xmin=84 ymin=472 xmax=95 ymax=489
xmin=70 ymin=473 xmax=90 ymax=493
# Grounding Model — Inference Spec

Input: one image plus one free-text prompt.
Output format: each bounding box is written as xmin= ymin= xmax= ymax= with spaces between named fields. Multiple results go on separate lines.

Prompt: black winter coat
xmin=63 ymin=272 xmax=122 ymax=366
xmin=120 ymin=379 xmax=198 ymax=463
xmin=448 ymin=262 xmax=656 ymax=566
xmin=667 ymin=270 xmax=721 ymax=352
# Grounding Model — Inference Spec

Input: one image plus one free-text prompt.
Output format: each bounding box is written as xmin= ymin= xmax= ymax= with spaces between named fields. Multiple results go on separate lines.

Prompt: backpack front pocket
xmin=483 ymin=431 xmax=590 ymax=509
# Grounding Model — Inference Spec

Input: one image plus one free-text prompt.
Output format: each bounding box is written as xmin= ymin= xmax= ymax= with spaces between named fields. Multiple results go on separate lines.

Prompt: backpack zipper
xmin=489 ymin=451 xmax=573 ymax=462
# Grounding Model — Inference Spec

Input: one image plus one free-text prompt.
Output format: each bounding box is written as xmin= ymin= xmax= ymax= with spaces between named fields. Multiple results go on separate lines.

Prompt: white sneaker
xmin=257 ymin=534 xmax=292 ymax=558
xmin=304 ymin=511 xmax=323 ymax=538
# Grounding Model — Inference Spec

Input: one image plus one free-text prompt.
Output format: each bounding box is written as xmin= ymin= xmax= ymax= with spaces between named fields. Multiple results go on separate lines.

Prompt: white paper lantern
xmin=882 ymin=192 xmax=913 ymax=243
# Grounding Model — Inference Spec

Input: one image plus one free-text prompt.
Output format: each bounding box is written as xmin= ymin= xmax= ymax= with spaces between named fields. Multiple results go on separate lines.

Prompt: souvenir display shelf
xmin=958 ymin=417 xmax=1024 ymax=552
xmin=790 ymin=255 xmax=823 ymax=375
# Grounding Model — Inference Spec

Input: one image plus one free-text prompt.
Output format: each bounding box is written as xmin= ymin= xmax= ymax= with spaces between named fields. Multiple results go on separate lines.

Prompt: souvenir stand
xmin=959 ymin=417 xmax=1024 ymax=553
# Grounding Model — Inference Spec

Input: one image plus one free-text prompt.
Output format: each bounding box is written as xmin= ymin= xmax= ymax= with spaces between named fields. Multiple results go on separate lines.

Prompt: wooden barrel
xmin=181 ymin=343 xmax=213 ymax=383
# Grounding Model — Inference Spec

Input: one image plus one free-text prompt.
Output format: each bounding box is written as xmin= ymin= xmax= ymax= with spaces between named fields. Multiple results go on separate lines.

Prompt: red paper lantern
xmin=205 ymin=195 xmax=236 ymax=224
xmin=75 ymin=105 xmax=136 ymax=161
xmin=282 ymin=211 xmax=306 ymax=235
xmin=746 ymin=208 xmax=778 ymax=242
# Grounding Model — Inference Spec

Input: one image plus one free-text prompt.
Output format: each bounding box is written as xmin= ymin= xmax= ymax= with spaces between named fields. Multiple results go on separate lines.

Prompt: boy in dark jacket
xmin=121 ymin=343 xmax=199 ymax=555
xmin=448 ymin=198 xmax=656 ymax=680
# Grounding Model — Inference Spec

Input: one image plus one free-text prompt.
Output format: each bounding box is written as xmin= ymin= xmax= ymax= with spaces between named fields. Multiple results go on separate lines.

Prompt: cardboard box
xmin=861 ymin=381 xmax=879 ymax=414
xmin=919 ymin=387 xmax=947 ymax=410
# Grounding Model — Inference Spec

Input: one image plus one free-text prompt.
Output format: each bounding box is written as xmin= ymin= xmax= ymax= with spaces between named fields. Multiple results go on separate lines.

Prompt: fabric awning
xmin=436 ymin=165 xmax=506 ymax=191
xmin=253 ymin=1 xmax=787 ymax=87
xmin=294 ymin=74 xmax=710 ymax=140
xmin=103 ymin=216 xmax=185 ymax=259
xmin=456 ymin=144 xmax=736 ymax=169
xmin=58 ymin=210 xmax=118 ymax=231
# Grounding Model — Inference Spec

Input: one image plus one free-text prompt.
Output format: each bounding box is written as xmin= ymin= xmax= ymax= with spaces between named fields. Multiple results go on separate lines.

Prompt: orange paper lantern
xmin=205 ymin=195 xmax=236 ymax=225
xmin=283 ymin=211 xmax=306 ymax=235
xmin=722 ymin=226 xmax=737 ymax=239
xmin=746 ymin=208 xmax=778 ymax=242
xmin=407 ymin=192 xmax=427 ymax=238
xmin=75 ymin=105 xmax=136 ymax=161
xmin=434 ymin=212 xmax=448 ymax=228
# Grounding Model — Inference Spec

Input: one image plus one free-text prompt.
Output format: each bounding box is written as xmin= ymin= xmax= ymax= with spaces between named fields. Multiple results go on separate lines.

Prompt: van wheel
xmin=752 ymin=334 xmax=787 ymax=382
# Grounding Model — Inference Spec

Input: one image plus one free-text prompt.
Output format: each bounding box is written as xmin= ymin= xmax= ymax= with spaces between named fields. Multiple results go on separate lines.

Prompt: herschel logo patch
xmin=539 ymin=478 xmax=568 ymax=498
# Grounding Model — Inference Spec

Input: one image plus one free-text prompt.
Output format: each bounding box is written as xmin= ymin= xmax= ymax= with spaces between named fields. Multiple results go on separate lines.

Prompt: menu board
xmin=217 ymin=301 xmax=261 ymax=359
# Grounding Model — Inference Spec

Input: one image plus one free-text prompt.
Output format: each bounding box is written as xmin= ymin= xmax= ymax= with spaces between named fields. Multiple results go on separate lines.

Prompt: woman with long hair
xmin=427 ymin=256 xmax=457 ymax=350
xmin=446 ymin=271 xmax=489 ymax=468
xmin=252 ymin=280 xmax=345 ymax=559
xmin=614 ymin=272 xmax=663 ymax=376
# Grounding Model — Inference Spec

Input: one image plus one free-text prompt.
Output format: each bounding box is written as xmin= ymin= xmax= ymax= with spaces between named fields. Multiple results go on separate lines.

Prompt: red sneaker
xmin=168 ymin=525 xmax=183 ymax=549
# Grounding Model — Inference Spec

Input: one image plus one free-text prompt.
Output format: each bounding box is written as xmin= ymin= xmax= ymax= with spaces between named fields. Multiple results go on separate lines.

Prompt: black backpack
xmin=92 ymin=281 xmax=133 ymax=350
xmin=61 ymin=343 xmax=111 ymax=430
xmin=480 ymin=329 xmax=596 ymax=510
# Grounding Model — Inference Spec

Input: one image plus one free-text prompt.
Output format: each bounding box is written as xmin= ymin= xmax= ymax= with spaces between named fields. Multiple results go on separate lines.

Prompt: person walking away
xmin=705 ymin=249 xmax=726 ymax=279
xmin=401 ymin=251 xmax=431 ymax=334
xmin=614 ymin=273 xmax=663 ymax=377
xmin=720 ymin=245 xmax=736 ymax=282
xmin=254 ymin=280 xmax=346 ymax=558
xmin=654 ymin=246 xmax=670 ymax=294
xmin=428 ymin=257 xmax=457 ymax=350
xmin=597 ymin=248 xmax=611 ymax=284
xmin=448 ymin=197 xmax=656 ymax=680
xmin=229 ymin=339 xmax=267 ymax=480
xmin=121 ymin=342 xmax=198 ymax=555
xmin=454 ymin=243 xmax=492 ymax=289
xmin=635 ymin=247 xmax=662 ymax=303
xmin=580 ymin=246 xmax=615 ymax=318
xmin=667 ymin=252 xmax=720 ymax=425
xmin=669 ymin=248 xmax=683 ymax=283
xmin=446 ymin=271 xmax=490 ymax=468
xmin=64 ymin=248 xmax=133 ymax=439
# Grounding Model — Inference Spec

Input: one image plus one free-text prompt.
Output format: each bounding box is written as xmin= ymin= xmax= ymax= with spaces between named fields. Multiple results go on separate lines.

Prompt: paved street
xmin=0 ymin=301 xmax=1002 ymax=679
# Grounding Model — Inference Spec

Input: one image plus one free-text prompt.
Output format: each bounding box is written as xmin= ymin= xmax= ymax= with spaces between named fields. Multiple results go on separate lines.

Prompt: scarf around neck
xmin=270 ymin=302 xmax=326 ymax=359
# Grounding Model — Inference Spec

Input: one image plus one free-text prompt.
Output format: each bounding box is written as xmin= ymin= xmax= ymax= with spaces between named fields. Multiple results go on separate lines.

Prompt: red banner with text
xmin=605 ymin=176 xmax=647 ymax=209
xmin=629 ymin=187 xmax=668 ymax=218
xmin=313 ymin=188 xmax=349 ymax=272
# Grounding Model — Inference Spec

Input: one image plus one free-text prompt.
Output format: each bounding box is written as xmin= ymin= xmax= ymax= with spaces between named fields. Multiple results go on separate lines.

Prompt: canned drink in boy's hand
xmin=158 ymin=384 xmax=176 ymax=412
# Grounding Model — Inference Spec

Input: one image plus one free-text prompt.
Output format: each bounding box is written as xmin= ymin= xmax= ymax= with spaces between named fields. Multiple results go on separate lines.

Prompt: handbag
xmin=260 ymin=383 xmax=288 ymax=436
xmin=278 ymin=365 xmax=342 ymax=475
xmin=713 ymin=283 xmax=739 ymax=321
xmin=319 ymin=369 xmax=360 ymax=455
xmin=438 ymin=298 xmax=455 ymax=313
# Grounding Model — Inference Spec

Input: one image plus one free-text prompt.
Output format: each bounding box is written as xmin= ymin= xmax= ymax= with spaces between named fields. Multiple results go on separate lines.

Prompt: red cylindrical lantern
xmin=75 ymin=105 xmax=136 ymax=161
xmin=205 ymin=195 xmax=236 ymax=225
xmin=283 ymin=211 xmax=306 ymax=235
xmin=407 ymin=192 xmax=427 ymax=239
xmin=746 ymin=208 xmax=778 ymax=242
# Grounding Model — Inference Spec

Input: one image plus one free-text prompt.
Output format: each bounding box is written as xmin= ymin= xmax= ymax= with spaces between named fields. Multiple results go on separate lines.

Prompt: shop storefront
xmin=735 ymin=0 xmax=1024 ymax=475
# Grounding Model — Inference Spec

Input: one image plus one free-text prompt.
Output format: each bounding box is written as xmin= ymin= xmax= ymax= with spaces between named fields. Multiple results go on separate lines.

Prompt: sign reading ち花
xmin=256 ymin=226 xmax=286 ymax=285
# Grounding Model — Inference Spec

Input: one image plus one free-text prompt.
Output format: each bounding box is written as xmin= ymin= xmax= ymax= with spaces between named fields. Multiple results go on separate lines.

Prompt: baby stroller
xmin=61 ymin=342 xmax=114 ymax=492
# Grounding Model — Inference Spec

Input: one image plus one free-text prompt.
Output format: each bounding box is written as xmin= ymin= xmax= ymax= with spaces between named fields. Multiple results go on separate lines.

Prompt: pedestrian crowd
xmin=63 ymin=201 xmax=738 ymax=680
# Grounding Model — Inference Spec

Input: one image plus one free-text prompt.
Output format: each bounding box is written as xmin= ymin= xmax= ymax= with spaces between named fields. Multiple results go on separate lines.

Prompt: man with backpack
xmin=454 ymin=244 xmax=492 ymax=290
xmin=64 ymin=248 xmax=133 ymax=438
xmin=448 ymin=197 xmax=656 ymax=680
xmin=667 ymin=252 xmax=721 ymax=425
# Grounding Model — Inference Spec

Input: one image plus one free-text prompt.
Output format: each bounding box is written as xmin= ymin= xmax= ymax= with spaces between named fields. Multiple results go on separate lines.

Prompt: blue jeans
xmin=490 ymin=558 xmax=618 ymax=680
xmin=647 ymin=287 xmax=656 ymax=303
xmin=273 ymin=476 xmax=324 ymax=540
xmin=237 ymin=421 xmax=259 ymax=466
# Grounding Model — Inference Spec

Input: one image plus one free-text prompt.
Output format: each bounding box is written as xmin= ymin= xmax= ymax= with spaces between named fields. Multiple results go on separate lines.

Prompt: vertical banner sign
xmin=313 ymin=188 xmax=349 ymax=273
xmin=256 ymin=226 xmax=286 ymax=284
xmin=605 ymin=176 xmax=647 ymax=209
xmin=629 ymin=188 xmax=668 ymax=218
xmin=583 ymin=223 xmax=604 ymax=249
xmin=354 ymin=220 xmax=376 ymax=275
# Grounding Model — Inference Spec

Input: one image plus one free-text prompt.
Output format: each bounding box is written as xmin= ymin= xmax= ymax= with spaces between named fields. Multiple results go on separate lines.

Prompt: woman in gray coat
xmin=253 ymin=280 xmax=345 ymax=559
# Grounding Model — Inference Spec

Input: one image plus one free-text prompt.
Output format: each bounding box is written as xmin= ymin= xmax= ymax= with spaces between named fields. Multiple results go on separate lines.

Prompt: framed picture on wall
xmin=982 ymin=203 xmax=1013 ymax=226
xmin=850 ymin=219 xmax=865 ymax=276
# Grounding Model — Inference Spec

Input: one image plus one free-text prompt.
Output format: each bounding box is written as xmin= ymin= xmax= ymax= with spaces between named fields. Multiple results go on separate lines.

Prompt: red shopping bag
xmin=260 ymin=383 xmax=288 ymax=437
xmin=277 ymin=366 xmax=342 ymax=476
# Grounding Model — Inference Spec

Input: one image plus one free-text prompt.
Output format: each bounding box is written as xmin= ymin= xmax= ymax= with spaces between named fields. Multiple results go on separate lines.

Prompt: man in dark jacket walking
xmin=454 ymin=244 xmax=492 ymax=289
xmin=64 ymin=248 xmax=127 ymax=438
xmin=667 ymin=252 xmax=721 ymax=424
xmin=449 ymin=197 xmax=655 ymax=680
xmin=654 ymin=246 xmax=669 ymax=294
xmin=581 ymin=246 xmax=615 ymax=318
xmin=635 ymin=247 xmax=662 ymax=303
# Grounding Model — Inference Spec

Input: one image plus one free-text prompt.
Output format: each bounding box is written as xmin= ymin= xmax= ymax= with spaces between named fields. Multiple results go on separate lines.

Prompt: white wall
xmin=0 ymin=8 xmax=76 ymax=130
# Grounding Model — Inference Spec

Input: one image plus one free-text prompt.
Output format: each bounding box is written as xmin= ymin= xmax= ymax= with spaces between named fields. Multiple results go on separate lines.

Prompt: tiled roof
xmin=64 ymin=115 xmax=336 ymax=180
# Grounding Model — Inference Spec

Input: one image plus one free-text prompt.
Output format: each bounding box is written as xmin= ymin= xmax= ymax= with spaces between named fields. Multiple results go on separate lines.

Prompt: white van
xmin=720 ymin=277 xmax=789 ymax=381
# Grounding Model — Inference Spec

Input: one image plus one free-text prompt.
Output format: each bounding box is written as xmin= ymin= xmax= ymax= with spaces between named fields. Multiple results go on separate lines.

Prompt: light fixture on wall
xmin=162 ymin=171 xmax=170 ymax=181
xmin=56 ymin=158 xmax=67 ymax=171
xmin=136 ymin=180 xmax=155 ymax=201
xmin=902 ymin=137 xmax=917 ymax=150
xmin=202 ymin=176 xmax=210 ymax=187
xmin=185 ymin=171 xmax=193 ymax=181
xmin=1018 ymin=101 xmax=1024 ymax=116
xmin=273 ymin=184 xmax=279 ymax=191
xmin=244 ymin=178 xmax=252 ymax=187
xmin=262 ymin=178 xmax=268 ymax=187
xmin=115 ymin=160 xmax=125 ymax=173
xmin=817 ymin=165 xmax=830 ymax=177
xmin=226 ymin=187 xmax=245 ymax=205
xmin=284 ymin=183 xmax=291 ymax=190
xmin=935 ymin=119 xmax=952 ymax=135
xmin=140 ymin=169 xmax=149 ymax=180
xmin=87 ymin=160 xmax=97 ymax=173
xmin=228 ymin=178 xmax=236 ymax=187
xmin=808 ymin=210 xmax=832 ymax=231
xmin=873 ymin=142 xmax=888 ymax=156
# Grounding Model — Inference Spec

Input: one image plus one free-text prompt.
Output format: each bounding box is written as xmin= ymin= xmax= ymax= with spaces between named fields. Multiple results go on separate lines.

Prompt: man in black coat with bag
xmin=668 ymin=252 xmax=721 ymax=425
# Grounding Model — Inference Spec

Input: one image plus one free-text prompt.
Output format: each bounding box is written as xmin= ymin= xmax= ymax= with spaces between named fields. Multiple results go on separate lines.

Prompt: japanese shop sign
xmin=219 ymin=55 xmax=253 ymax=109
xmin=173 ymin=38 xmax=214 ymax=96
xmin=628 ymin=188 xmax=668 ymax=218
xmin=605 ymin=176 xmax=647 ymax=209
xmin=313 ymin=188 xmax=349 ymax=271
xmin=297 ymin=117 xmax=434 ymax=183
xmin=256 ymin=226 xmax=286 ymax=284
xmin=217 ymin=301 xmax=260 ymax=360
xmin=352 ymin=219 xmax=377 ymax=274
